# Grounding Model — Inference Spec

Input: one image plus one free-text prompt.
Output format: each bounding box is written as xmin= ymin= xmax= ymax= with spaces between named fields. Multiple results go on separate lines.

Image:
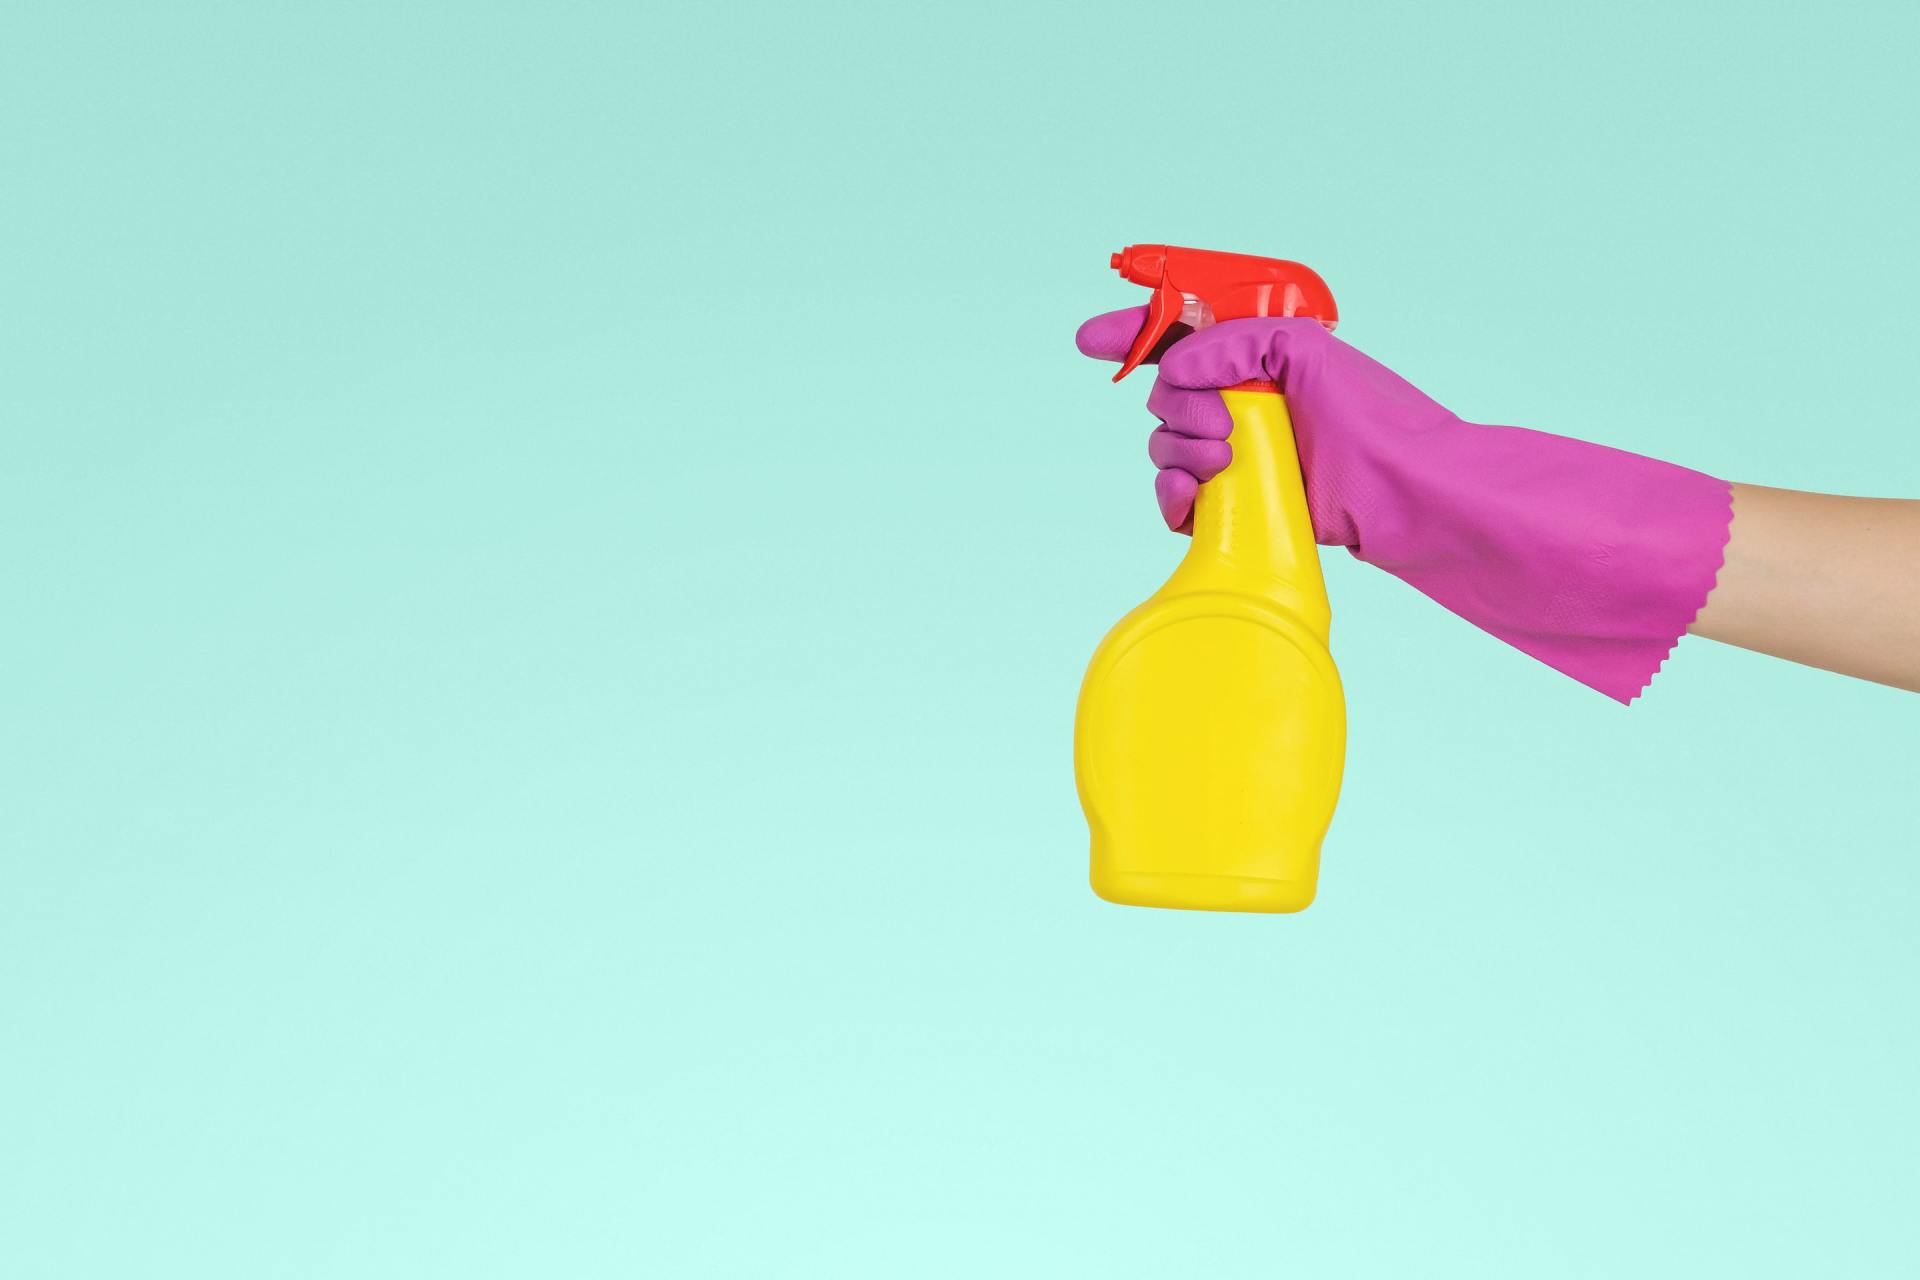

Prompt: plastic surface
xmin=1076 ymin=390 xmax=1345 ymax=912
xmin=1108 ymin=244 xmax=1338 ymax=383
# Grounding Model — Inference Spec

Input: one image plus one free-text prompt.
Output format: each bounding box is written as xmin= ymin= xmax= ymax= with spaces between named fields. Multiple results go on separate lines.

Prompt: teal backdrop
xmin=4 ymin=2 xmax=1917 ymax=1276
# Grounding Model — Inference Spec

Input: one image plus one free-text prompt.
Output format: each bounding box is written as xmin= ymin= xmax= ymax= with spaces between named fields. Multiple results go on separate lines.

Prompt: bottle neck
xmin=1161 ymin=388 xmax=1330 ymax=638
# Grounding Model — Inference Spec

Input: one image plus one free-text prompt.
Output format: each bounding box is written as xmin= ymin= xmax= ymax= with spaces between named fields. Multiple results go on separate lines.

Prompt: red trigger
xmin=1113 ymin=277 xmax=1184 ymax=382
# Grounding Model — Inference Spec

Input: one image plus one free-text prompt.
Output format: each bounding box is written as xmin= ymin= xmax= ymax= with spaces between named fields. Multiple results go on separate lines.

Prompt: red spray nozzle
xmin=1108 ymin=244 xmax=1338 ymax=382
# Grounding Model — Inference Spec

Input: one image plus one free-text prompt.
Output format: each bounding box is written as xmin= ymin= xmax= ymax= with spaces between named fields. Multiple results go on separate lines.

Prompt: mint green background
xmin=4 ymin=2 xmax=1917 ymax=1276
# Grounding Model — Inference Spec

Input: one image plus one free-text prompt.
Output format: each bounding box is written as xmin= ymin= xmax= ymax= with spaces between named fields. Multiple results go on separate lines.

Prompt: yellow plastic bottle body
xmin=1075 ymin=389 xmax=1346 ymax=912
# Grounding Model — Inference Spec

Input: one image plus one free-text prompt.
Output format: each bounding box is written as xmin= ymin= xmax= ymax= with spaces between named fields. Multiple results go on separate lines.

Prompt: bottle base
xmin=1092 ymin=869 xmax=1317 ymax=914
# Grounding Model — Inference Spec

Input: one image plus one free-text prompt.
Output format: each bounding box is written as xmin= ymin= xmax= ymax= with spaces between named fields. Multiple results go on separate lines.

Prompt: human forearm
xmin=1078 ymin=308 xmax=1917 ymax=700
xmin=1690 ymin=484 xmax=1920 ymax=692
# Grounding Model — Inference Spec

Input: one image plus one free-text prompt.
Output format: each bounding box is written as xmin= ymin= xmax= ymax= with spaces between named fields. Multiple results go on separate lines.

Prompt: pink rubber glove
xmin=1075 ymin=307 xmax=1734 ymax=703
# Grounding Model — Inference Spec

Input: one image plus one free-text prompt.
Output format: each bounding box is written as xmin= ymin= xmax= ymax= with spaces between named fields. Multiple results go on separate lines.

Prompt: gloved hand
xmin=1075 ymin=307 xmax=1734 ymax=703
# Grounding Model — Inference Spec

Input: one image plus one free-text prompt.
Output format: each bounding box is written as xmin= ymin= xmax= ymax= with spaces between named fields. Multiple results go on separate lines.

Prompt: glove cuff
xmin=1350 ymin=422 xmax=1734 ymax=704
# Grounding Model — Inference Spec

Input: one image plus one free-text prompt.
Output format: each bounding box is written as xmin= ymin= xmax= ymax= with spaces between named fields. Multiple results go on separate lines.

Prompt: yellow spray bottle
xmin=1075 ymin=245 xmax=1345 ymax=913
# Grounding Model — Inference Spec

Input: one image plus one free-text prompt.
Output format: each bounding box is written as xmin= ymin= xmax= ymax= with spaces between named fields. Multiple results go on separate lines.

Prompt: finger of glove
xmin=1154 ymin=468 xmax=1198 ymax=532
xmin=1158 ymin=316 xmax=1323 ymax=390
xmin=1146 ymin=377 xmax=1233 ymax=439
xmin=1074 ymin=306 xmax=1152 ymax=363
xmin=1148 ymin=427 xmax=1231 ymax=482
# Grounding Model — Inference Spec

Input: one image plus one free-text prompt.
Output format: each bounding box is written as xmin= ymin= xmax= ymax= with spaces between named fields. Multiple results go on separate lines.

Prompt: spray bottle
xmin=1075 ymin=245 xmax=1345 ymax=913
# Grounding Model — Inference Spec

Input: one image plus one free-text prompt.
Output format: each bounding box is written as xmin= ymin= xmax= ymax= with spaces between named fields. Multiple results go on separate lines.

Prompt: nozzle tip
xmin=1109 ymin=251 xmax=1122 ymax=270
